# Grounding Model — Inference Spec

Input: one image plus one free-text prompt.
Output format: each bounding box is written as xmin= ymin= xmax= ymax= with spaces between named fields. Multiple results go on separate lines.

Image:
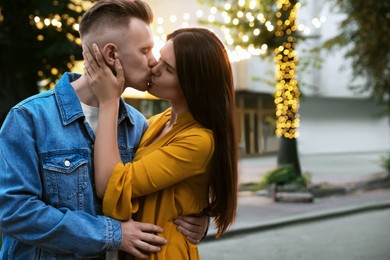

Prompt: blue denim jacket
xmin=0 ymin=73 xmax=148 ymax=259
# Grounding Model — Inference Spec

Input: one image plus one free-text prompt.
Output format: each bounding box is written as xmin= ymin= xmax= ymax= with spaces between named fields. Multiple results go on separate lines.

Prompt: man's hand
xmin=174 ymin=215 xmax=210 ymax=244
xmin=120 ymin=219 xmax=167 ymax=259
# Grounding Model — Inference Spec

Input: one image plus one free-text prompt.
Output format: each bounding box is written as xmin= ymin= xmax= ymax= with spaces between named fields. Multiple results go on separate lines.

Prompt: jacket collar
xmin=54 ymin=72 xmax=135 ymax=126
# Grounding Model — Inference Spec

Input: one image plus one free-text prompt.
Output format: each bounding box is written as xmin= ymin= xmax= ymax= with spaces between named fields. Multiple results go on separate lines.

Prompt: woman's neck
xmin=169 ymin=102 xmax=189 ymax=126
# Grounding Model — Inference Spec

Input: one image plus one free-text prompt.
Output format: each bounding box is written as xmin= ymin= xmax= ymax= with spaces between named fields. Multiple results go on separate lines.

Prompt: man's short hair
xmin=79 ymin=0 xmax=153 ymax=37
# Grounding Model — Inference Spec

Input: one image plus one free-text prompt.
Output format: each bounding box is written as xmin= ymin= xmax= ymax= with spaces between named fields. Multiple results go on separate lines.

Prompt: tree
xmin=0 ymin=0 xmax=91 ymax=126
xmin=198 ymin=0 xmax=303 ymax=176
xmin=322 ymin=0 xmax=390 ymax=115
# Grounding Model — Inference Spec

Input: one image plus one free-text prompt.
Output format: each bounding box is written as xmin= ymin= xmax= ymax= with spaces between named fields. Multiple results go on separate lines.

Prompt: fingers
xmin=92 ymin=43 xmax=103 ymax=68
xmin=140 ymin=231 xmax=167 ymax=247
xmin=127 ymin=247 xmax=149 ymax=259
xmin=135 ymin=221 xmax=164 ymax=234
xmin=131 ymin=239 xmax=162 ymax=258
xmin=84 ymin=44 xmax=100 ymax=74
xmin=114 ymin=53 xmax=125 ymax=86
xmin=175 ymin=215 xmax=210 ymax=243
xmin=120 ymin=220 xmax=167 ymax=257
xmin=174 ymin=217 xmax=203 ymax=244
xmin=82 ymin=45 xmax=97 ymax=83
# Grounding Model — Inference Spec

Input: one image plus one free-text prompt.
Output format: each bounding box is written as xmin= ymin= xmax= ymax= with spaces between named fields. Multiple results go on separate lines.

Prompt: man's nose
xmin=148 ymin=56 xmax=157 ymax=68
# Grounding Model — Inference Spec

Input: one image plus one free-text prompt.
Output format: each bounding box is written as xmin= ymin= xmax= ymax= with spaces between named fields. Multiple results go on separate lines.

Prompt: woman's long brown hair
xmin=167 ymin=28 xmax=238 ymax=238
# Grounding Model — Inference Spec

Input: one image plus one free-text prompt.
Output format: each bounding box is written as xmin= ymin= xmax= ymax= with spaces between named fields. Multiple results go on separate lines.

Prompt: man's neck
xmin=70 ymin=74 xmax=99 ymax=107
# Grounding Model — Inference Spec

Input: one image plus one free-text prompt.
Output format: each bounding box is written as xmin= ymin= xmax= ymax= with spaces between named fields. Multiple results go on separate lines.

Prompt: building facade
xmin=125 ymin=0 xmax=389 ymax=157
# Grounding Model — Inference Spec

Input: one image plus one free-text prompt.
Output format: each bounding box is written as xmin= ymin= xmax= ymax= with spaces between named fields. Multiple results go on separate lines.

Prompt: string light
xmin=144 ymin=3 xmax=324 ymax=64
xmin=274 ymin=0 xmax=300 ymax=138
xmin=29 ymin=1 xmax=321 ymax=85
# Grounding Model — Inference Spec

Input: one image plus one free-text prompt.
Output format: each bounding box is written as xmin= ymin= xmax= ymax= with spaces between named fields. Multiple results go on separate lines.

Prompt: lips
xmin=149 ymin=75 xmax=156 ymax=87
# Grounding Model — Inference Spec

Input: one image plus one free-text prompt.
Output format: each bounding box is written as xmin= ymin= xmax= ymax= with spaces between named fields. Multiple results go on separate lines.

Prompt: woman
xmin=84 ymin=28 xmax=238 ymax=259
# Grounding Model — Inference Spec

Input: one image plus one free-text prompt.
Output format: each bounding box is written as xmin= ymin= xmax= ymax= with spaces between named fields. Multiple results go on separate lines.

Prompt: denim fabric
xmin=0 ymin=73 xmax=149 ymax=259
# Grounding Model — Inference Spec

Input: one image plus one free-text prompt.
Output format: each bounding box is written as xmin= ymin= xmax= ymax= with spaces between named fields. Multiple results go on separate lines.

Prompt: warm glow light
xmin=51 ymin=19 xmax=59 ymax=26
xmin=44 ymin=18 xmax=50 ymax=26
xmin=249 ymin=0 xmax=256 ymax=10
xmin=183 ymin=13 xmax=190 ymax=20
xmin=157 ymin=26 xmax=164 ymax=34
xmin=169 ymin=15 xmax=177 ymax=23
xmin=274 ymin=0 xmax=300 ymax=138
xmin=51 ymin=68 xmax=59 ymax=75
xmin=312 ymin=17 xmax=322 ymax=28
xmin=257 ymin=13 xmax=265 ymax=23
xmin=157 ymin=17 xmax=164 ymax=24
xmin=246 ymin=12 xmax=255 ymax=22
xmin=36 ymin=22 xmax=44 ymax=30
xmin=208 ymin=15 xmax=215 ymax=23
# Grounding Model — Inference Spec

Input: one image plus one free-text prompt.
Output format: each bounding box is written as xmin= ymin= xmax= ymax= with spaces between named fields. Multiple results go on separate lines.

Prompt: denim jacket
xmin=0 ymin=73 xmax=148 ymax=259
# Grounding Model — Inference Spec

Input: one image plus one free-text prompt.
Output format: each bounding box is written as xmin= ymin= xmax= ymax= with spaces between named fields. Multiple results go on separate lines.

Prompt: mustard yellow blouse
xmin=103 ymin=107 xmax=214 ymax=259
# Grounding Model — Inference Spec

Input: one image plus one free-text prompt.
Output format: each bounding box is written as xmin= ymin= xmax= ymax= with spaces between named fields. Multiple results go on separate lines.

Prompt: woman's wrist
xmin=99 ymin=98 xmax=120 ymax=109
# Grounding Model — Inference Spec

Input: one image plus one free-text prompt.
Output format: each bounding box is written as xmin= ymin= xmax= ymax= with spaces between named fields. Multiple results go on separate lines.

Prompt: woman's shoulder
xmin=176 ymin=123 xmax=214 ymax=152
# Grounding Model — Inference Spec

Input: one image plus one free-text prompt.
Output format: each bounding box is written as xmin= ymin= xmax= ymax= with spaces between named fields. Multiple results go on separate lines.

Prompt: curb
xmin=202 ymin=200 xmax=390 ymax=242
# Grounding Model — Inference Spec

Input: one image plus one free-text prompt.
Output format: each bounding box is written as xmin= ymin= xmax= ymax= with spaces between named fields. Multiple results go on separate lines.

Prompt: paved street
xmin=198 ymin=152 xmax=390 ymax=259
xmin=199 ymin=208 xmax=390 ymax=260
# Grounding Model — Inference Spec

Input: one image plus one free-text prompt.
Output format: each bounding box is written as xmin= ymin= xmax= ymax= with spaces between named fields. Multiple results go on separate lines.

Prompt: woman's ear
xmin=101 ymin=43 xmax=118 ymax=67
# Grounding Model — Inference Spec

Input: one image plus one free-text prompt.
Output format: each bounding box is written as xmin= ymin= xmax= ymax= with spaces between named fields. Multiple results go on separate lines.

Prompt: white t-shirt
xmin=81 ymin=102 xmax=118 ymax=259
xmin=80 ymin=102 xmax=99 ymax=133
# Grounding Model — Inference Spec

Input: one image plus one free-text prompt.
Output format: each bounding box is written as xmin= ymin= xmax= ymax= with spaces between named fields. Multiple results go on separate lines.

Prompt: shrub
xmin=252 ymin=164 xmax=310 ymax=191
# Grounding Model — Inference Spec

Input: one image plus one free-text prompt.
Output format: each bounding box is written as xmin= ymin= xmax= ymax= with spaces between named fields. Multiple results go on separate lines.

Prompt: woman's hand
xmin=82 ymin=43 xmax=124 ymax=104
xmin=174 ymin=215 xmax=210 ymax=244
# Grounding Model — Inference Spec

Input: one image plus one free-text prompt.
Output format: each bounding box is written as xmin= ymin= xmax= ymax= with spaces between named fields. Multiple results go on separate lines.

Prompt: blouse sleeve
xmin=103 ymin=129 xmax=214 ymax=219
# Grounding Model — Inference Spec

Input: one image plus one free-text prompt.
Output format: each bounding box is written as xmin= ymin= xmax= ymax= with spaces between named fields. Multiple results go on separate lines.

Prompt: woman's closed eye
xmin=158 ymin=58 xmax=176 ymax=73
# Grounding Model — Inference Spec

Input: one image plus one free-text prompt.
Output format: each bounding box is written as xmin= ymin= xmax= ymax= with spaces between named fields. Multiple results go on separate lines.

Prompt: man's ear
xmin=101 ymin=43 xmax=118 ymax=67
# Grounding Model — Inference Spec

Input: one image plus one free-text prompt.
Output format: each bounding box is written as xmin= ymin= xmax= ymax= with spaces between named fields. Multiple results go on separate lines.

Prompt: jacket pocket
xmin=42 ymin=151 xmax=89 ymax=210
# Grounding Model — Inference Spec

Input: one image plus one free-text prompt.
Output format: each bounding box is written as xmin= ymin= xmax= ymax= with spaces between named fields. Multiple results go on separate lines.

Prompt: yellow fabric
xmin=103 ymin=107 xmax=214 ymax=259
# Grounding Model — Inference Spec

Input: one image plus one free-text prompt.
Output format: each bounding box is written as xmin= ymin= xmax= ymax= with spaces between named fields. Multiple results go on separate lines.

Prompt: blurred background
xmin=0 ymin=0 xmax=389 ymax=258
xmin=1 ymin=0 xmax=389 ymax=157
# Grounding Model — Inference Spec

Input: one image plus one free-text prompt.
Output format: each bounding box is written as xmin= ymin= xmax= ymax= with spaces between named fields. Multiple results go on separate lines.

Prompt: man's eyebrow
xmin=160 ymin=57 xmax=176 ymax=71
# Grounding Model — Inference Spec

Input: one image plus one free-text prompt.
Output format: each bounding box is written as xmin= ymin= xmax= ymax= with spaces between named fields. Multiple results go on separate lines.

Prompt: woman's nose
xmin=151 ymin=65 xmax=161 ymax=77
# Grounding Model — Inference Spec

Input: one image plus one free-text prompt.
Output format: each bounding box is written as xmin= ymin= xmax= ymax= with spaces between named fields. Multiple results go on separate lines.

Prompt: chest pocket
xmin=42 ymin=152 xmax=89 ymax=210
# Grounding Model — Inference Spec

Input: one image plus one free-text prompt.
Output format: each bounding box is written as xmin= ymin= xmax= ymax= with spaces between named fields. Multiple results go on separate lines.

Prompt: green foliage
xmin=0 ymin=0 xmax=91 ymax=126
xmin=253 ymin=164 xmax=309 ymax=191
xmin=380 ymin=154 xmax=390 ymax=174
xmin=322 ymin=0 xmax=390 ymax=115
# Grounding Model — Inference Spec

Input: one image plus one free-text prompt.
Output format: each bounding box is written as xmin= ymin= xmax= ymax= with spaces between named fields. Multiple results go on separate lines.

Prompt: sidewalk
xmin=204 ymin=152 xmax=390 ymax=240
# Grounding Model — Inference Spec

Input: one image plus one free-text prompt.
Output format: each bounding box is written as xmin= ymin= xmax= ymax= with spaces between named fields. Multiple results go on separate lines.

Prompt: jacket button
xmin=64 ymin=160 xmax=71 ymax=167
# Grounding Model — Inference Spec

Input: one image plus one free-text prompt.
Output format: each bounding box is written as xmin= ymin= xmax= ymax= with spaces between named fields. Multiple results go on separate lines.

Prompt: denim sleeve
xmin=0 ymin=108 xmax=121 ymax=256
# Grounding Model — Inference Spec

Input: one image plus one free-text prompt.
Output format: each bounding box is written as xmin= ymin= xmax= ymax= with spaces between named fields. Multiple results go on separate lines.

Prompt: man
xmin=0 ymin=0 xmax=208 ymax=258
